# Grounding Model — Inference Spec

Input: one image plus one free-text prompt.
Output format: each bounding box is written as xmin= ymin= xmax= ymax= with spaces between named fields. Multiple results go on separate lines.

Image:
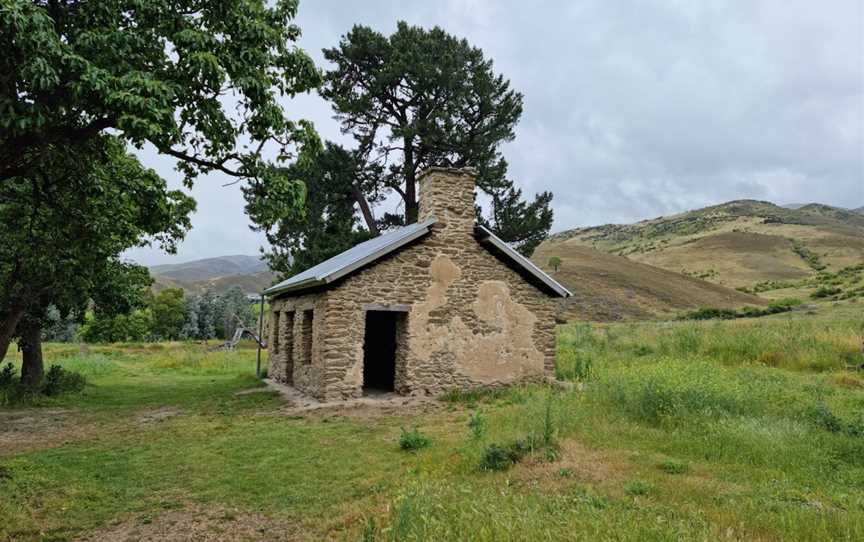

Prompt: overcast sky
xmin=127 ymin=0 xmax=864 ymax=266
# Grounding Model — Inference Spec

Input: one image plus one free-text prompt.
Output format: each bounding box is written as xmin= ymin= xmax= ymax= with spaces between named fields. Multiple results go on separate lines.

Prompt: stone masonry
xmin=267 ymin=168 xmax=562 ymax=401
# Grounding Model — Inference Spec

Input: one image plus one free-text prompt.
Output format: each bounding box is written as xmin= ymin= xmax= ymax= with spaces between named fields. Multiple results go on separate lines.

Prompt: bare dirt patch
xmin=77 ymin=504 xmax=304 ymax=542
xmin=135 ymin=406 xmax=184 ymax=425
xmin=0 ymin=408 xmax=92 ymax=454
xmin=513 ymin=439 xmax=633 ymax=492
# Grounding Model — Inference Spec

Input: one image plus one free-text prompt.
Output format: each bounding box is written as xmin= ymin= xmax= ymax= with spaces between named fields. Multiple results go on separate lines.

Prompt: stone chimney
xmin=417 ymin=167 xmax=476 ymax=235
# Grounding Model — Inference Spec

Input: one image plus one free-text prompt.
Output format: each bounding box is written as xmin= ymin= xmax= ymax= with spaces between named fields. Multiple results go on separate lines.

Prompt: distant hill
xmin=544 ymin=200 xmax=864 ymax=289
xmin=784 ymin=203 xmax=864 ymax=215
xmin=532 ymin=244 xmax=765 ymax=322
xmin=149 ymin=255 xmax=275 ymax=295
xmin=150 ymin=255 xmax=268 ymax=282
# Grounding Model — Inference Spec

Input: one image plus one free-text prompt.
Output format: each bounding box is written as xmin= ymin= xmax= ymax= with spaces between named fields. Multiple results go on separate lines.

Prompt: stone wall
xmin=267 ymin=167 xmax=558 ymax=401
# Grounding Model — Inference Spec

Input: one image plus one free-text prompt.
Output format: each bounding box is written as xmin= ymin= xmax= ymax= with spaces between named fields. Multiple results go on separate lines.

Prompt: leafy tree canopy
xmin=0 ymin=136 xmax=194 ymax=377
xmin=262 ymin=142 xmax=376 ymax=277
xmin=1 ymin=0 xmax=321 ymax=224
xmin=319 ymin=21 xmax=553 ymax=255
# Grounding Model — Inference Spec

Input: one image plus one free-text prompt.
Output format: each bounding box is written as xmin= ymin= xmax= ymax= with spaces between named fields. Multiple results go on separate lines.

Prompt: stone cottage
xmin=263 ymin=167 xmax=571 ymax=401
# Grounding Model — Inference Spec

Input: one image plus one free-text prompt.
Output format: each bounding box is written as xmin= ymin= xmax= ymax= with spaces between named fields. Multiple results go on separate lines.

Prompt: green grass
xmin=2 ymin=306 xmax=864 ymax=540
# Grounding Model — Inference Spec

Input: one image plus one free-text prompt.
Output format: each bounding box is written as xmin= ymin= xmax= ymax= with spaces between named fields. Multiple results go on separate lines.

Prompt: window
xmin=301 ymin=309 xmax=314 ymax=364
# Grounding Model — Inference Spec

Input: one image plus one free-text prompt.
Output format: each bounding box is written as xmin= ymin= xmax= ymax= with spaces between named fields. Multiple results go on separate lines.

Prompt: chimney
xmin=417 ymin=167 xmax=476 ymax=234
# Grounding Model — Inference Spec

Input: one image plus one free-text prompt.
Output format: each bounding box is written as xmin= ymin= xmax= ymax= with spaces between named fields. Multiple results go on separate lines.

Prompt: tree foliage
xmin=1 ymin=0 xmax=321 ymax=224
xmin=261 ymin=142 xmax=376 ymax=277
xmin=0 ymin=136 xmax=194 ymax=376
xmin=1 ymin=0 xmax=321 ymax=380
xmin=149 ymin=289 xmax=186 ymax=341
xmin=320 ymin=21 xmax=552 ymax=255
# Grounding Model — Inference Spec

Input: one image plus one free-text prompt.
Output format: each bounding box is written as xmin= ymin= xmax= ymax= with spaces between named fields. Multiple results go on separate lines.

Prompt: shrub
xmin=811 ymin=286 xmax=842 ymax=299
xmin=399 ymin=427 xmax=431 ymax=452
xmin=682 ymin=307 xmax=737 ymax=321
xmin=42 ymin=365 xmax=86 ymax=396
xmin=682 ymin=301 xmax=798 ymax=321
xmin=479 ymin=439 xmax=533 ymax=471
xmin=0 ymin=363 xmax=14 ymax=388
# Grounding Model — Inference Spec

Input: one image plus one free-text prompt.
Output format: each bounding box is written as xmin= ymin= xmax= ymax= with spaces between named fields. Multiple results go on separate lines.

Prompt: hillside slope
xmin=149 ymin=255 xmax=275 ymax=295
xmin=152 ymin=271 xmax=275 ymax=295
xmin=150 ymin=255 xmax=267 ymax=282
xmin=547 ymin=200 xmax=864 ymax=289
xmin=532 ymin=244 xmax=765 ymax=322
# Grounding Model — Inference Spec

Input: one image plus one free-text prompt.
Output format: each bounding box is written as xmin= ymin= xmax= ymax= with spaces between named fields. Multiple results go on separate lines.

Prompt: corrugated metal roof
xmin=263 ymin=218 xmax=571 ymax=299
xmin=474 ymin=225 xmax=572 ymax=298
xmin=263 ymin=218 xmax=437 ymax=296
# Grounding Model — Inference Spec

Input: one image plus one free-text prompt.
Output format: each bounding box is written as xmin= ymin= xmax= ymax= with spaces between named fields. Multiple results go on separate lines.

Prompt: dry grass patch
xmin=77 ymin=503 xmax=304 ymax=542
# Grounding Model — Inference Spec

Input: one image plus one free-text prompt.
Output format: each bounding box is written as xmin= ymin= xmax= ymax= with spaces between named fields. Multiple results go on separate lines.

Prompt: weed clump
xmin=468 ymin=409 xmax=487 ymax=440
xmin=659 ymin=459 xmax=689 ymax=474
xmin=624 ymin=480 xmax=651 ymax=496
xmin=479 ymin=439 xmax=533 ymax=471
xmin=399 ymin=427 xmax=431 ymax=452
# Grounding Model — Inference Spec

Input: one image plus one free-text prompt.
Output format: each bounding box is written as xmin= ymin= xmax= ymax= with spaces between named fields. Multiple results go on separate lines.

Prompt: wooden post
xmin=256 ymin=293 xmax=265 ymax=379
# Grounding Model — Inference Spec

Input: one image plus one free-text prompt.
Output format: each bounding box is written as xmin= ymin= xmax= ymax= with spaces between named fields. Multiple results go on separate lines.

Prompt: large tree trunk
xmin=0 ymin=304 xmax=26 ymax=364
xmin=351 ymin=183 xmax=379 ymax=235
xmin=403 ymin=143 xmax=418 ymax=224
xmin=19 ymin=319 xmax=43 ymax=387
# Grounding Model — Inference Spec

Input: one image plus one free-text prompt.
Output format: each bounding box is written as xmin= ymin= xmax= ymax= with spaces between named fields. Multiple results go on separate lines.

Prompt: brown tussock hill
xmin=548 ymin=200 xmax=864 ymax=289
xmin=532 ymin=244 xmax=765 ymax=322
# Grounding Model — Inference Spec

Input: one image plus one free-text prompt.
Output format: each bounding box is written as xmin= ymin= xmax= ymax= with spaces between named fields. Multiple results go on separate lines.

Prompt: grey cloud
xmin=127 ymin=0 xmax=863 ymax=265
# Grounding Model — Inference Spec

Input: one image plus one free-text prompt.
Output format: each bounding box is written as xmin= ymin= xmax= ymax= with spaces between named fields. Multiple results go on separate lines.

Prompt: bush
xmin=812 ymin=286 xmax=842 ymax=299
xmin=399 ymin=427 xmax=431 ymax=452
xmin=0 ymin=363 xmax=14 ymax=388
xmin=479 ymin=439 xmax=533 ymax=471
xmin=42 ymin=365 xmax=86 ymax=397
xmin=683 ymin=307 xmax=737 ymax=321
xmin=0 ymin=363 xmax=86 ymax=406
xmin=682 ymin=300 xmax=799 ymax=321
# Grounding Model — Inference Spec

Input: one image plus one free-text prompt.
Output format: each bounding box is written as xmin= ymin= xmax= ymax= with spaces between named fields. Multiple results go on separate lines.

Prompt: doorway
xmin=362 ymin=311 xmax=400 ymax=393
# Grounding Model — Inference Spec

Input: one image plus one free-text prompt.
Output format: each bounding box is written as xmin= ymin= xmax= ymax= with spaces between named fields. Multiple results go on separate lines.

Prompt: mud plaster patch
xmin=409 ymin=255 xmax=544 ymax=384
xmin=76 ymin=504 xmax=303 ymax=542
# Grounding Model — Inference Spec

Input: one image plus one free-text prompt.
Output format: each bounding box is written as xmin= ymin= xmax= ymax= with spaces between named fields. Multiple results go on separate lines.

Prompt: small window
xmin=301 ymin=309 xmax=314 ymax=364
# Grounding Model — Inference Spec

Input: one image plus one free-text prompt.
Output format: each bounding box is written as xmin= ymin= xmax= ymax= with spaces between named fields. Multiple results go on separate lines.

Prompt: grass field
xmin=2 ymin=303 xmax=864 ymax=540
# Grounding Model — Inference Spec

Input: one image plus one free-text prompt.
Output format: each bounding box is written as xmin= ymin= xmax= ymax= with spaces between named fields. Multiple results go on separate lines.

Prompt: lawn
xmin=1 ymin=302 xmax=864 ymax=541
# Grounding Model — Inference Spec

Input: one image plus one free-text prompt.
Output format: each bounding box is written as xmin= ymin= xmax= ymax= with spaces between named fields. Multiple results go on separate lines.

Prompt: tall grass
xmin=558 ymin=307 xmax=863 ymax=373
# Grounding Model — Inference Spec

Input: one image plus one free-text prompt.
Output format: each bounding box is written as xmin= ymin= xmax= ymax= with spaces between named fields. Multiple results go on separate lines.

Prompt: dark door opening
xmin=363 ymin=311 xmax=398 ymax=393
